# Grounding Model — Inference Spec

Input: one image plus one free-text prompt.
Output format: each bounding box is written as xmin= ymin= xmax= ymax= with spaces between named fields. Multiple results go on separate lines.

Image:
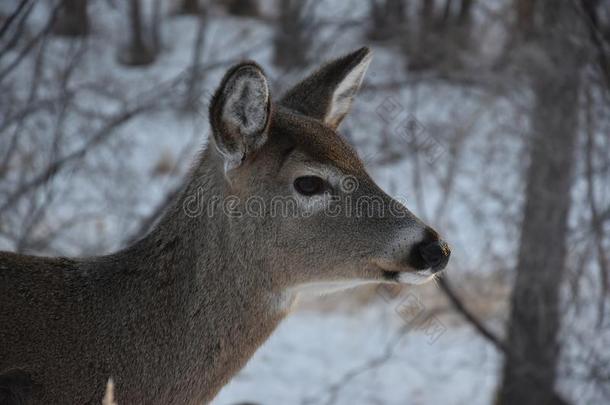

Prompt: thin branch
xmin=577 ymin=0 xmax=610 ymax=90
xmin=301 ymin=321 xmax=411 ymax=405
xmin=0 ymin=0 xmax=32 ymax=40
xmin=584 ymin=86 xmax=610 ymax=327
xmin=0 ymin=103 xmax=155 ymax=215
xmin=437 ymin=276 xmax=509 ymax=354
xmin=0 ymin=3 xmax=61 ymax=83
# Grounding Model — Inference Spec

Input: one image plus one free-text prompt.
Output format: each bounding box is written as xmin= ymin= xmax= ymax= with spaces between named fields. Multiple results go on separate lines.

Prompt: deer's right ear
xmin=209 ymin=62 xmax=271 ymax=171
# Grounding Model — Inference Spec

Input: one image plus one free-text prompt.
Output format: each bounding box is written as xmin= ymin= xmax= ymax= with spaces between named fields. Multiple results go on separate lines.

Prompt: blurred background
xmin=0 ymin=0 xmax=609 ymax=404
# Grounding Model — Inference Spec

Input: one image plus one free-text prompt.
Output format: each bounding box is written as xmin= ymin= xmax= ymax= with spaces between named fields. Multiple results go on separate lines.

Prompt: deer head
xmin=206 ymin=47 xmax=450 ymax=296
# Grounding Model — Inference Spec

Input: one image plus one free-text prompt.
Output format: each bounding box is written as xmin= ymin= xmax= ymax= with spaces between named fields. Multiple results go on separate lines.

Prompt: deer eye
xmin=294 ymin=176 xmax=326 ymax=196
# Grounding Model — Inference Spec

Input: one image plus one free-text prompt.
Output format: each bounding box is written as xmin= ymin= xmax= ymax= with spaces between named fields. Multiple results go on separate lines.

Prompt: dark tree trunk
xmin=273 ymin=0 xmax=309 ymax=70
xmin=580 ymin=0 xmax=610 ymax=88
xmin=226 ymin=0 xmax=259 ymax=17
xmin=366 ymin=0 xmax=407 ymax=42
xmin=498 ymin=3 xmax=583 ymax=404
xmin=183 ymin=14 xmax=207 ymax=112
xmin=406 ymin=0 xmax=474 ymax=71
xmin=151 ymin=0 xmax=163 ymax=52
xmin=120 ymin=0 xmax=156 ymax=66
xmin=179 ymin=0 xmax=201 ymax=15
xmin=404 ymin=0 xmax=436 ymax=71
xmin=419 ymin=0 xmax=433 ymax=21
xmin=54 ymin=0 xmax=89 ymax=37
xmin=457 ymin=0 xmax=473 ymax=26
xmin=515 ymin=0 xmax=536 ymax=38
xmin=440 ymin=0 xmax=454 ymax=27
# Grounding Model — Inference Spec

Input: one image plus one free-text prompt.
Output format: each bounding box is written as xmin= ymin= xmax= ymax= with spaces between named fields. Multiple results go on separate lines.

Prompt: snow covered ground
xmin=213 ymin=298 xmax=500 ymax=405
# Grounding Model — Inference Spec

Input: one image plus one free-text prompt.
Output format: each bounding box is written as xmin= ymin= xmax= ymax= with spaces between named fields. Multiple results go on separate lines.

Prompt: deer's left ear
xmin=280 ymin=47 xmax=372 ymax=129
xmin=209 ymin=62 xmax=271 ymax=171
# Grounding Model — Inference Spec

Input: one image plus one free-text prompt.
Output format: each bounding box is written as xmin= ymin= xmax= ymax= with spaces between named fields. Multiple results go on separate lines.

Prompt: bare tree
xmin=179 ymin=0 xmax=202 ymax=15
xmin=366 ymin=0 xmax=407 ymax=42
xmin=457 ymin=0 xmax=474 ymax=26
xmin=119 ymin=0 xmax=156 ymax=66
xmin=403 ymin=0 xmax=475 ymax=71
xmin=151 ymin=0 xmax=163 ymax=53
xmin=514 ymin=0 xmax=535 ymax=37
xmin=183 ymin=11 xmax=207 ymax=112
xmin=498 ymin=2 xmax=586 ymax=404
xmin=273 ymin=0 xmax=312 ymax=70
xmin=53 ymin=0 xmax=89 ymax=37
xmin=225 ymin=0 xmax=260 ymax=17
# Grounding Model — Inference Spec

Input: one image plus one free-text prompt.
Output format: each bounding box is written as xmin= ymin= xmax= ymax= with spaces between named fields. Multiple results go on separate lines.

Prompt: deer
xmin=0 ymin=47 xmax=450 ymax=404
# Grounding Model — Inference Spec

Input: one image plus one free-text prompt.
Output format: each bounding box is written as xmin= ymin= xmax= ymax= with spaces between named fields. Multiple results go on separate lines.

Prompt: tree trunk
xmin=440 ymin=0 xmax=454 ymax=27
xmin=54 ymin=0 xmax=89 ymax=37
xmin=183 ymin=14 xmax=206 ymax=112
xmin=120 ymin=0 xmax=155 ymax=66
xmin=405 ymin=0 xmax=436 ymax=71
xmin=151 ymin=0 xmax=163 ymax=53
xmin=273 ymin=0 xmax=309 ymax=70
xmin=515 ymin=0 xmax=536 ymax=37
xmin=498 ymin=3 xmax=583 ymax=404
xmin=179 ymin=0 xmax=201 ymax=15
xmin=366 ymin=0 xmax=407 ymax=42
xmin=457 ymin=0 xmax=473 ymax=26
xmin=226 ymin=0 xmax=259 ymax=17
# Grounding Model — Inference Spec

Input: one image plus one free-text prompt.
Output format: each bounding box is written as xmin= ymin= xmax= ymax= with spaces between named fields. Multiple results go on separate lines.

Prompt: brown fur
xmin=0 ymin=47 xmax=448 ymax=404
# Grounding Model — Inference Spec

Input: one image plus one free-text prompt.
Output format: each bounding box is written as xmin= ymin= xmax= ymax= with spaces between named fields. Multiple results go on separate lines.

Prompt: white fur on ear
xmin=212 ymin=65 xmax=270 ymax=172
xmin=222 ymin=68 xmax=269 ymax=140
xmin=325 ymin=51 xmax=372 ymax=128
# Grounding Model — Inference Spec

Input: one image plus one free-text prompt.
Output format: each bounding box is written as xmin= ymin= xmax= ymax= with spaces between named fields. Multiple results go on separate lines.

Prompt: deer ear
xmin=280 ymin=47 xmax=372 ymax=129
xmin=209 ymin=62 xmax=271 ymax=170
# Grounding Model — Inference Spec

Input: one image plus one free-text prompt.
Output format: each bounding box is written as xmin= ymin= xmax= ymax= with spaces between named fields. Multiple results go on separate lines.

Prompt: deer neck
xmin=114 ymin=146 xmax=293 ymax=401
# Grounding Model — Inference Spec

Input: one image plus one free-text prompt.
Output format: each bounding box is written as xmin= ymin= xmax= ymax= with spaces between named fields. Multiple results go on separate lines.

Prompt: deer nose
xmin=419 ymin=240 xmax=451 ymax=272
